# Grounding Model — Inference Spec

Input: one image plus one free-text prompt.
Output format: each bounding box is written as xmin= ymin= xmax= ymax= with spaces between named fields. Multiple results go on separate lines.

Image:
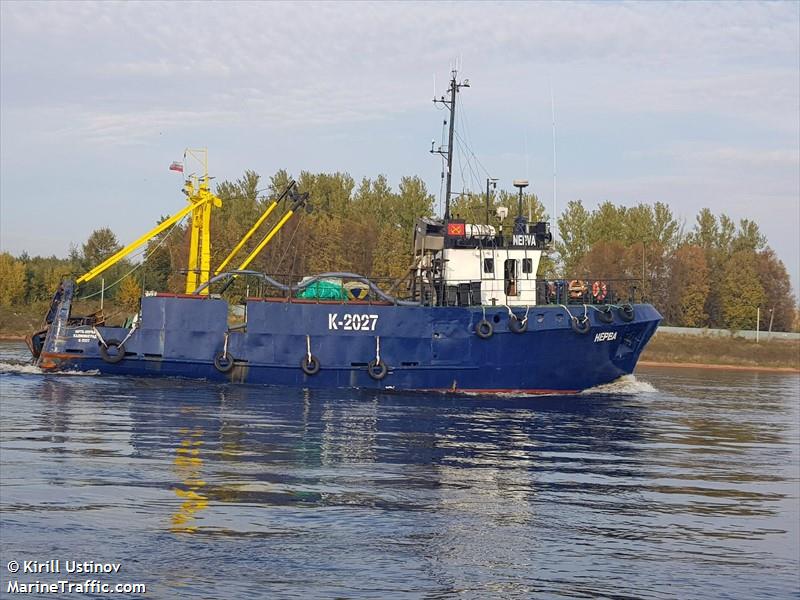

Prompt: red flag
xmin=447 ymin=222 xmax=466 ymax=236
xmin=169 ymin=161 xmax=184 ymax=173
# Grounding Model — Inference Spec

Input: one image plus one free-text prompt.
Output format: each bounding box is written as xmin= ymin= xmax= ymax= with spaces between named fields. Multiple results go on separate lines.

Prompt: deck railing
xmin=196 ymin=270 xmax=646 ymax=307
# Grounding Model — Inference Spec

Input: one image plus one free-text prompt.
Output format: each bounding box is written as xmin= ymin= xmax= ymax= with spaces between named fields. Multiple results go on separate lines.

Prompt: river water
xmin=0 ymin=340 xmax=798 ymax=599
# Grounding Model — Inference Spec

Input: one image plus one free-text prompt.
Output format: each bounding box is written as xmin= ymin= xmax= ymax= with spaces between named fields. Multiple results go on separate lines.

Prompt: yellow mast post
xmin=184 ymin=177 xmax=200 ymax=294
xmin=183 ymin=149 xmax=222 ymax=295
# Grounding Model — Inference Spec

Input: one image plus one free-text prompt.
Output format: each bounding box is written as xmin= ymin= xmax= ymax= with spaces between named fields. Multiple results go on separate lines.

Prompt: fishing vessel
xmin=28 ymin=72 xmax=661 ymax=393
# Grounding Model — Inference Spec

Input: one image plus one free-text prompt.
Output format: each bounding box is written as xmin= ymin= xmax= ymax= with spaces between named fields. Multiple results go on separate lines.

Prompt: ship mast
xmin=431 ymin=70 xmax=469 ymax=221
xmin=184 ymin=148 xmax=222 ymax=295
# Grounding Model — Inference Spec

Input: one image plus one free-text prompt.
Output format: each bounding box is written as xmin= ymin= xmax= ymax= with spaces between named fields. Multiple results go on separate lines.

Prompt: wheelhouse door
xmin=504 ymin=259 xmax=518 ymax=297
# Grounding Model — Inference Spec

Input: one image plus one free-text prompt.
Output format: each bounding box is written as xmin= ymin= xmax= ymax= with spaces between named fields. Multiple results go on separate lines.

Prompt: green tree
xmin=117 ymin=276 xmax=142 ymax=312
xmin=76 ymin=228 xmax=138 ymax=299
xmin=556 ymin=200 xmax=592 ymax=275
xmin=81 ymin=227 xmax=121 ymax=268
xmin=690 ymin=208 xmax=719 ymax=250
xmin=588 ymin=201 xmax=627 ymax=246
xmin=449 ymin=191 xmax=491 ymax=224
xmin=0 ymin=252 xmax=27 ymax=306
xmin=717 ymin=214 xmax=736 ymax=254
xmin=18 ymin=254 xmax=72 ymax=302
xmin=732 ymin=219 xmax=766 ymax=253
xmin=756 ymin=248 xmax=796 ymax=331
xmin=623 ymin=203 xmax=656 ymax=247
xmin=214 ymin=170 xmax=262 ymax=256
xmin=450 ymin=188 xmax=546 ymax=227
xmin=496 ymin=190 xmax=547 ymax=223
xmin=691 ymin=209 xmax=735 ymax=327
xmin=397 ymin=175 xmax=435 ymax=231
xmin=720 ymin=251 xmax=765 ymax=330
xmin=267 ymin=169 xmax=293 ymax=198
xmin=296 ymin=171 xmax=355 ymax=215
xmin=667 ymin=245 xmax=710 ymax=327
xmin=651 ymin=202 xmax=682 ymax=251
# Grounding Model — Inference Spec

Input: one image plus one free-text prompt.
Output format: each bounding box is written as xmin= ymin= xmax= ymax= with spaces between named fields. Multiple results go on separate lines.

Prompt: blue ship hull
xmin=37 ymin=283 xmax=661 ymax=393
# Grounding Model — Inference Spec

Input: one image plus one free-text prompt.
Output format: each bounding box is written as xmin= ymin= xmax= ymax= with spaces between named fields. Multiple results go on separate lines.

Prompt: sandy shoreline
xmin=638 ymin=360 xmax=799 ymax=374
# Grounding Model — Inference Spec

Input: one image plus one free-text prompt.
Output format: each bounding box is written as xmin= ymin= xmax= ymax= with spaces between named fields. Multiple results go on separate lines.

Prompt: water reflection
xmin=172 ymin=423 xmax=208 ymax=532
xmin=115 ymin=381 xmax=800 ymax=528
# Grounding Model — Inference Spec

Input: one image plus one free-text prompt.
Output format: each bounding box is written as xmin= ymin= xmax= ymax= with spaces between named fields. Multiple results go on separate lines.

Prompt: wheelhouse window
xmin=483 ymin=258 xmax=494 ymax=273
xmin=522 ymin=258 xmax=533 ymax=274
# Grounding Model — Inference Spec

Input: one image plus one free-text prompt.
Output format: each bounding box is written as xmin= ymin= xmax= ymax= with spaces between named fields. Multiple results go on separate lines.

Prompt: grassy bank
xmin=641 ymin=332 xmax=799 ymax=371
xmin=0 ymin=303 xmax=49 ymax=338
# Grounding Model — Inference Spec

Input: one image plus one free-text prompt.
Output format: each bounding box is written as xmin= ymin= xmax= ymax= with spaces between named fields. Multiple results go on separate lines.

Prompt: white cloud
xmin=628 ymin=143 xmax=800 ymax=169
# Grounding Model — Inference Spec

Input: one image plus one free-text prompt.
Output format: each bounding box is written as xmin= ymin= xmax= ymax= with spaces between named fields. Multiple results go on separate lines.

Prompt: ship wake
xmin=581 ymin=374 xmax=657 ymax=395
xmin=0 ymin=361 xmax=99 ymax=376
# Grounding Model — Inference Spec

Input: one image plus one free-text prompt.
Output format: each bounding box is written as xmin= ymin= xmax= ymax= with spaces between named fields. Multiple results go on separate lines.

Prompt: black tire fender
xmin=214 ymin=352 xmax=235 ymax=373
xmin=367 ymin=358 xmax=388 ymax=380
xmin=300 ymin=354 xmax=321 ymax=376
xmin=619 ymin=304 xmax=635 ymax=322
xmin=475 ymin=319 xmax=494 ymax=339
xmin=100 ymin=339 xmax=126 ymax=364
xmin=597 ymin=306 xmax=614 ymax=324
xmin=508 ymin=315 xmax=528 ymax=333
xmin=571 ymin=316 xmax=591 ymax=335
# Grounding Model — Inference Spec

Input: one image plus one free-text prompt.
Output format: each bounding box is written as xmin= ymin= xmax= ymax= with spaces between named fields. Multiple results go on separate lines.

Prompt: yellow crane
xmin=76 ymin=149 xmax=222 ymax=296
xmin=76 ymin=150 xmax=308 ymax=296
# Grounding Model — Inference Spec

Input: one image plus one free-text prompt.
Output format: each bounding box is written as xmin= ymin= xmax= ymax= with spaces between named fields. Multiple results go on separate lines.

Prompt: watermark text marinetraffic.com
xmin=5 ymin=559 xmax=146 ymax=595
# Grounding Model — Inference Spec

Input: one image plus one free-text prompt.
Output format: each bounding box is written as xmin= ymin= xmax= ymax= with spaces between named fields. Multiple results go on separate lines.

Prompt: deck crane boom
xmin=77 ymin=149 xmax=222 ymax=296
xmin=75 ymin=193 xmax=215 ymax=286
xmin=214 ymin=180 xmax=296 ymax=275
xmin=235 ymin=189 xmax=309 ymax=272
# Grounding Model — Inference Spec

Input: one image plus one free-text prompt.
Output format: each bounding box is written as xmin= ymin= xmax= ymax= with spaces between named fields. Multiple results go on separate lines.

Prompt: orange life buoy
xmin=592 ymin=280 xmax=608 ymax=302
xmin=568 ymin=279 xmax=586 ymax=300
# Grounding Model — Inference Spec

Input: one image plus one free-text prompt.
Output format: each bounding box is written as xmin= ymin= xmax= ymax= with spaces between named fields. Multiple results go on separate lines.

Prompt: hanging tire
xmin=508 ymin=315 xmax=528 ymax=333
xmin=475 ymin=319 xmax=494 ymax=339
xmin=367 ymin=358 xmax=388 ymax=380
xmin=99 ymin=339 xmax=126 ymax=364
xmin=571 ymin=316 xmax=591 ymax=335
xmin=300 ymin=354 xmax=321 ymax=376
xmin=213 ymin=352 xmax=235 ymax=373
xmin=618 ymin=304 xmax=635 ymax=322
xmin=597 ymin=306 xmax=614 ymax=324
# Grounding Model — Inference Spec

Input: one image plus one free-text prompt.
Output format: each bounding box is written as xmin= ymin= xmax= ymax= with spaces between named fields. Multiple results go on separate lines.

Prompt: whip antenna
xmin=551 ymin=86 xmax=558 ymax=241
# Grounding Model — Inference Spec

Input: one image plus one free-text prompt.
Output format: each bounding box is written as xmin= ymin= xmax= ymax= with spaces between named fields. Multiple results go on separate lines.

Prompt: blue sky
xmin=1 ymin=1 xmax=798 ymax=292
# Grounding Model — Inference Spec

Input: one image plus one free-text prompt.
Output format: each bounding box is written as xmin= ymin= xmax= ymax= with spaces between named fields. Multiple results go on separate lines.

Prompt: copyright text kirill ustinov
xmin=5 ymin=559 xmax=146 ymax=595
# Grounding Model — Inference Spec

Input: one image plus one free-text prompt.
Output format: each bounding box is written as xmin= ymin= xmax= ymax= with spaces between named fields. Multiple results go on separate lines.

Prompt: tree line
xmin=0 ymin=169 xmax=796 ymax=331
xmin=555 ymin=201 xmax=795 ymax=331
